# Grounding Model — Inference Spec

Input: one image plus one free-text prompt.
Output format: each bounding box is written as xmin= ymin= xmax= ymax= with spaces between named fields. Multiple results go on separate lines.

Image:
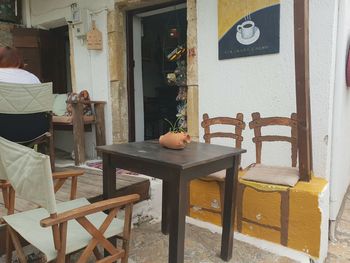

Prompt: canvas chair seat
xmin=3 ymin=198 xmax=124 ymax=262
xmin=241 ymin=164 xmax=299 ymax=187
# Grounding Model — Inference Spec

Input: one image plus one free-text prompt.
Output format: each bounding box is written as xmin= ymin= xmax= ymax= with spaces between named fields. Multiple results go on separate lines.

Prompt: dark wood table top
xmin=97 ymin=141 xmax=246 ymax=170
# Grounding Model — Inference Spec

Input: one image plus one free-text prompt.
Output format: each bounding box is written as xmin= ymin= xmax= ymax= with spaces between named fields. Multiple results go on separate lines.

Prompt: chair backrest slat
xmin=201 ymin=116 xmax=245 ymax=129
xmin=204 ymin=132 xmax=243 ymax=142
xmin=201 ymin=113 xmax=245 ymax=149
xmin=249 ymin=116 xmax=297 ymax=129
xmin=249 ymin=112 xmax=298 ymax=167
xmin=252 ymin=135 xmax=296 ymax=144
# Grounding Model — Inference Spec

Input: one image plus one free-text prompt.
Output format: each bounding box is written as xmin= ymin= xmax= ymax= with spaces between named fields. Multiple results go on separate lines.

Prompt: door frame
xmin=126 ymin=0 xmax=186 ymax=142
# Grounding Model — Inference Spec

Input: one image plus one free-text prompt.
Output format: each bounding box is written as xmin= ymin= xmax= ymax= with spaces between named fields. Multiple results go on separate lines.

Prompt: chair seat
xmin=3 ymin=198 xmax=124 ymax=262
xmin=242 ymin=164 xmax=299 ymax=187
xmin=201 ymin=170 xmax=226 ymax=181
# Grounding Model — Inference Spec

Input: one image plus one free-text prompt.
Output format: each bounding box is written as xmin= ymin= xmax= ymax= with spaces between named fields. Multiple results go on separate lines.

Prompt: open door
xmin=127 ymin=3 xmax=187 ymax=142
xmin=12 ymin=26 xmax=71 ymax=94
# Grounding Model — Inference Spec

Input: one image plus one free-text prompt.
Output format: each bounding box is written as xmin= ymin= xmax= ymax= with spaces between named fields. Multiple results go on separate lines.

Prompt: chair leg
xmin=2 ymin=187 xmax=8 ymax=209
xmin=121 ymin=204 xmax=133 ymax=263
xmin=280 ymin=190 xmax=290 ymax=246
xmin=47 ymin=113 xmax=55 ymax=172
xmin=8 ymin=186 xmax=15 ymax=215
xmin=8 ymin=226 xmax=27 ymax=263
xmin=236 ymin=183 xmax=245 ymax=232
xmin=5 ymin=226 xmax=13 ymax=263
xmin=72 ymin=103 xmax=86 ymax=166
xmin=56 ymin=222 xmax=68 ymax=263
xmin=70 ymin=176 xmax=78 ymax=200
xmin=49 ymin=134 xmax=55 ymax=172
xmin=218 ymin=181 xmax=225 ymax=226
xmin=1 ymin=187 xmax=9 ymax=209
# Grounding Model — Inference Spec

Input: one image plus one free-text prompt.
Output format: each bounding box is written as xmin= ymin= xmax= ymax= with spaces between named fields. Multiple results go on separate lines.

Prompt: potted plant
xmin=159 ymin=117 xmax=191 ymax=149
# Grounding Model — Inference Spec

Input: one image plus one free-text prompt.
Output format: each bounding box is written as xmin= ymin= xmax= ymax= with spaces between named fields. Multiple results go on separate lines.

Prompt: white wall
xmin=329 ymin=0 xmax=350 ymax=220
xmin=29 ymin=0 xmax=114 ymax=158
xmin=197 ymin=0 xmax=337 ymax=179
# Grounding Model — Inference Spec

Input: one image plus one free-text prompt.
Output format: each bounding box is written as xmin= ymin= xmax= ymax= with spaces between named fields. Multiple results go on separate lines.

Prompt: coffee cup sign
xmin=237 ymin=21 xmax=256 ymax=39
xmin=87 ymin=21 xmax=103 ymax=50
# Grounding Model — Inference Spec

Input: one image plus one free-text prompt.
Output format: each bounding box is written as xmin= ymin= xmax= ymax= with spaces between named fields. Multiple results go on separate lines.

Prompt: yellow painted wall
xmin=189 ymin=173 xmax=328 ymax=258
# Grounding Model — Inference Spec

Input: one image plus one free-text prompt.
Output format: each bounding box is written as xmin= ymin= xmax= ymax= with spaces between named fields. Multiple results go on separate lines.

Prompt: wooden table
xmin=97 ymin=141 xmax=245 ymax=263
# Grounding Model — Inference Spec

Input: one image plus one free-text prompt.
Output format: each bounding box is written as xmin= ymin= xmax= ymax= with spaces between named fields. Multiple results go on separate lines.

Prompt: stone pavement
xmin=129 ymin=222 xmax=297 ymax=263
xmin=326 ymin=187 xmax=350 ymax=262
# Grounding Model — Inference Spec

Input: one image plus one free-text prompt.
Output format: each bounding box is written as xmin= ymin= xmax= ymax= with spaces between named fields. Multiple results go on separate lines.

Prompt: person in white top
xmin=0 ymin=46 xmax=40 ymax=84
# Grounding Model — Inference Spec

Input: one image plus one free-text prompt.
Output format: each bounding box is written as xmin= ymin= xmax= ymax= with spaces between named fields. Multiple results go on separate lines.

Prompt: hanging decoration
xmin=163 ymin=8 xmax=188 ymax=131
xmin=167 ymin=45 xmax=186 ymax=62
xmin=218 ymin=0 xmax=280 ymax=60
xmin=169 ymin=28 xmax=180 ymax=39
xmin=166 ymin=45 xmax=187 ymax=130
xmin=87 ymin=20 xmax=103 ymax=50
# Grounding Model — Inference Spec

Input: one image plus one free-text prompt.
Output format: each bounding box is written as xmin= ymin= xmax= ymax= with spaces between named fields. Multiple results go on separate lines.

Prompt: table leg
xmin=220 ymin=155 xmax=240 ymax=261
xmin=102 ymin=153 xmax=116 ymax=200
xmin=168 ymin=177 xmax=187 ymax=263
xmin=162 ymin=180 xmax=170 ymax=234
xmin=102 ymin=153 xmax=117 ymax=258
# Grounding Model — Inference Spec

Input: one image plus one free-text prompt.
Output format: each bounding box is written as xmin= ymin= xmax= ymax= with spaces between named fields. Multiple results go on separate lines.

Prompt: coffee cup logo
xmin=237 ymin=21 xmax=256 ymax=39
xmin=236 ymin=20 xmax=260 ymax=45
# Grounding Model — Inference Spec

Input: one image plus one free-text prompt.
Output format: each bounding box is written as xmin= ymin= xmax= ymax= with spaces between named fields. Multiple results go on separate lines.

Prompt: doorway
xmin=12 ymin=25 xmax=72 ymax=94
xmin=127 ymin=2 xmax=187 ymax=141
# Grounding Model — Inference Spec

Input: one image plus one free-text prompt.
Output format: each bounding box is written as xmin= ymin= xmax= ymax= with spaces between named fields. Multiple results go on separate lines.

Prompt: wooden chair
xmin=0 ymin=137 xmax=139 ymax=263
xmin=191 ymin=113 xmax=245 ymax=218
xmin=237 ymin=112 xmax=298 ymax=246
xmin=0 ymin=169 xmax=84 ymax=263
xmin=53 ymin=99 xmax=106 ymax=166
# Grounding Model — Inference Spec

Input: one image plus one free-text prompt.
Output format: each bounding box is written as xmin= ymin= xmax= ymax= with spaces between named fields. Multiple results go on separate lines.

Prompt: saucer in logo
xmin=236 ymin=27 xmax=260 ymax=45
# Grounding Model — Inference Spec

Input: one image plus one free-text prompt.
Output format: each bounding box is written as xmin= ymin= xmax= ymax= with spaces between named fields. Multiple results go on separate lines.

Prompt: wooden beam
xmin=294 ymin=0 xmax=312 ymax=181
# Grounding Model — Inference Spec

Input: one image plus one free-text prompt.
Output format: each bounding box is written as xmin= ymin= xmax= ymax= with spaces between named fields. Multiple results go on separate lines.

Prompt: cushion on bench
xmin=52 ymin=94 xmax=68 ymax=116
xmin=242 ymin=164 xmax=299 ymax=187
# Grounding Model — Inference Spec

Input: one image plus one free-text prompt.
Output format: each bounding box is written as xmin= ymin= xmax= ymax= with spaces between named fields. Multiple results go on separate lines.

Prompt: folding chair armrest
xmin=52 ymin=170 xmax=84 ymax=179
xmin=0 ymin=180 xmax=11 ymax=188
xmin=40 ymin=194 xmax=140 ymax=227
